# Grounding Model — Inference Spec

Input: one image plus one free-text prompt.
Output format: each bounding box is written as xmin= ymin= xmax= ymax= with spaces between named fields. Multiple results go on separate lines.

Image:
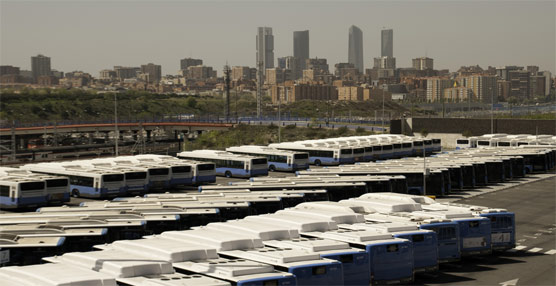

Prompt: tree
xmin=419 ymin=128 xmax=429 ymax=138
xmin=462 ymin=130 xmax=473 ymax=138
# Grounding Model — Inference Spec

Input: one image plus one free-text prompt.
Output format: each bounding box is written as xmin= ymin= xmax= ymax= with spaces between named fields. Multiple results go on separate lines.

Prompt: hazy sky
xmin=1 ymin=0 xmax=555 ymax=76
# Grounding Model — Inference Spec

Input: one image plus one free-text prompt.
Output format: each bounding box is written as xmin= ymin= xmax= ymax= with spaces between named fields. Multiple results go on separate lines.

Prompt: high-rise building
xmin=496 ymin=66 xmax=522 ymax=80
xmin=507 ymin=70 xmax=530 ymax=99
xmin=462 ymin=75 xmax=498 ymax=103
xmin=381 ymin=29 xmax=393 ymax=58
xmin=348 ymin=25 xmax=364 ymax=73
xmin=277 ymin=56 xmax=302 ymax=80
xmin=293 ymin=30 xmax=309 ymax=70
xmin=231 ymin=66 xmax=253 ymax=81
xmin=180 ymin=58 xmax=203 ymax=71
xmin=188 ymin=65 xmax=216 ymax=80
xmin=412 ymin=57 xmax=434 ymax=70
xmin=0 ymin=65 xmax=20 ymax=76
xmin=99 ymin=69 xmax=117 ymax=81
xmin=443 ymin=86 xmax=471 ymax=102
xmin=31 ymin=54 xmax=51 ymax=80
xmin=140 ymin=63 xmax=162 ymax=83
xmin=305 ymin=58 xmax=329 ymax=74
xmin=256 ymin=27 xmax=274 ymax=75
xmin=114 ymin=66 xmax=140 ymax=80
xmin=426 ymin=77 xmax=453 ymax=102
xmin=538 ymin=71 xmax=552 ymax=96
xmin=373 ymin=57 xmax=396 ymax=70
xmin=265 ymin=68 xmax=290 ymax=85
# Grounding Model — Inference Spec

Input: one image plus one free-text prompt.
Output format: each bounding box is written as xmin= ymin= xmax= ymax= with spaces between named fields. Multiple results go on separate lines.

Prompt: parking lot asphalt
xmin=424 ymin=175 xmax=556 ymax=286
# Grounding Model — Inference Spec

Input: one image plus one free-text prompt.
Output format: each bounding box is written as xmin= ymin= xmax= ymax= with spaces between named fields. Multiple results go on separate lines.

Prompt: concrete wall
xmin=391 ymin=118 xmax=556 ymax=136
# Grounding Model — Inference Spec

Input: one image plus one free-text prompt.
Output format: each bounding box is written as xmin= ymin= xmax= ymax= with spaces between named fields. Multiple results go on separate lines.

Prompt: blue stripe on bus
xmin=0 ymin=195 xmax=48 ymax=208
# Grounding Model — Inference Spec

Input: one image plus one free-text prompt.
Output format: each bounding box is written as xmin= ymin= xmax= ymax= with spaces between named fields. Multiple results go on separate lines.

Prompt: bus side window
xmin=0 ymin=185 xmax=9 ymax=197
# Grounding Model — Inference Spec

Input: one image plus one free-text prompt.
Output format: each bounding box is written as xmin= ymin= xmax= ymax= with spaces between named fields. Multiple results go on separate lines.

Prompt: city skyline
xmin=1 ymin=0 xmax=554 ymax=75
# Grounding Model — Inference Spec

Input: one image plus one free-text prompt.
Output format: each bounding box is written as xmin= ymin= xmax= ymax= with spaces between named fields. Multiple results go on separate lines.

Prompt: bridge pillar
xmin=19 ymin=137 xmax=27 ymax=151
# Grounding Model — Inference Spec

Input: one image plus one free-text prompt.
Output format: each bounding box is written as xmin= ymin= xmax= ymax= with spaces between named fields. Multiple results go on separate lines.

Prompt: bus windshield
xmin=478 ymin=141 xmax=490 ymax=146
xmin=456 ymin=139 xmax=469 ymax=144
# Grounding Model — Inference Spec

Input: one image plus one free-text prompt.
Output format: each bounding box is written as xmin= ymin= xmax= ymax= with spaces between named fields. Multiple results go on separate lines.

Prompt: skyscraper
xmin=256 ymin=27 xmax=274 ymax=75
xmin=381 ymin=29 xmax=393 ymax=58
xmin=293 ymin=30 xmax=309 ymax=70
xmin=348 ymin=25 xmax=363 ymax=73
xmin=31 ymin=54 xmax=51 ymax=80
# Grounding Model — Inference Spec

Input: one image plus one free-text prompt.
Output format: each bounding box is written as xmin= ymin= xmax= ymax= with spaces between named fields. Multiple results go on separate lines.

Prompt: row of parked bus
xmin=0 ymin=155 xmax=218 ymax=208
xmin=456 ymin=133 xmax=556 ymax=149
xmin=175 ymin=134 xmax=442 ymax=178
xmin=0 ymin=192 xmax=515 ymax=286
xmin=268 ymin=134 xmax=441 ymax=166
xmin=0 ymin=187 xmax=339 ymax=266
xmin=296 ymin=145 xmax=555 ymax=197
xmin=2 ymin=134 xmax=442 ymax=208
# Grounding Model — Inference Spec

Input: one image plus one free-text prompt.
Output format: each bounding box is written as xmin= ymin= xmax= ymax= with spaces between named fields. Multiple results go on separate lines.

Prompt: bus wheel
xmin=71 ymin=189 xmax=80 ymax=198
xmin=314 ymin=160 xmax=322 ymax=166
xmin=225 ymin=171 xmax=232 ymax=178
xmin=269 ymin=165 xmax=276 ymax=172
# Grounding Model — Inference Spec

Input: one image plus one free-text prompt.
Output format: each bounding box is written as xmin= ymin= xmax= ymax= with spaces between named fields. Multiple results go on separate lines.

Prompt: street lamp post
xmin=381 ymin=88 xmax=385 ymax=134
xmin=490 ymin=87 xmax=494 ymax=134
xmin=114 ymin=93 xmax=119 ymax=156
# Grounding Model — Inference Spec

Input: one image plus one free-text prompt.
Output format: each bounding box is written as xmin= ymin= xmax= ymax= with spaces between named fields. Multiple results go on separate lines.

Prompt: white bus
xmin=177 ymin=150 xmax=268 ymax=178
xmin=135 ymin=154 xmax=217 ymax=185
xmin=268 ymin=142 xmax=353 ymax=166
xmin=0 ymin=177 xmax=47 ymax=209
xmin=71 ymin=161 xmax=149 ymax=195
xmin=0 ymin=167 xmax=69 ymax=205
xmin=226 ymin=145 xmax=309 ymax=172
xmin=456 ymin=137 xmax=478 ymax=149
xmin=21 ymin=163 xmax=126 ymax=198
xmin=92 ymin=158 xmax=172 ymax=190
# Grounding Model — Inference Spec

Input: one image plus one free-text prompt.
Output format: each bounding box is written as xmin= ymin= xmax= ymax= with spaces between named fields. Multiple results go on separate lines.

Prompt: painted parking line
xmin=545 ymin=249 xmax=556 ymax=255
xmin=507 ymin=245 xmax=527 ymax=252
xmin=527 ymin=247 xmax=543 ymax=253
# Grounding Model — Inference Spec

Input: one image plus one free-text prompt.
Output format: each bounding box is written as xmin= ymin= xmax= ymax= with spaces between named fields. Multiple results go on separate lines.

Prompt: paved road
xmin=424 ymin=175 xmax=556 ymax=286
